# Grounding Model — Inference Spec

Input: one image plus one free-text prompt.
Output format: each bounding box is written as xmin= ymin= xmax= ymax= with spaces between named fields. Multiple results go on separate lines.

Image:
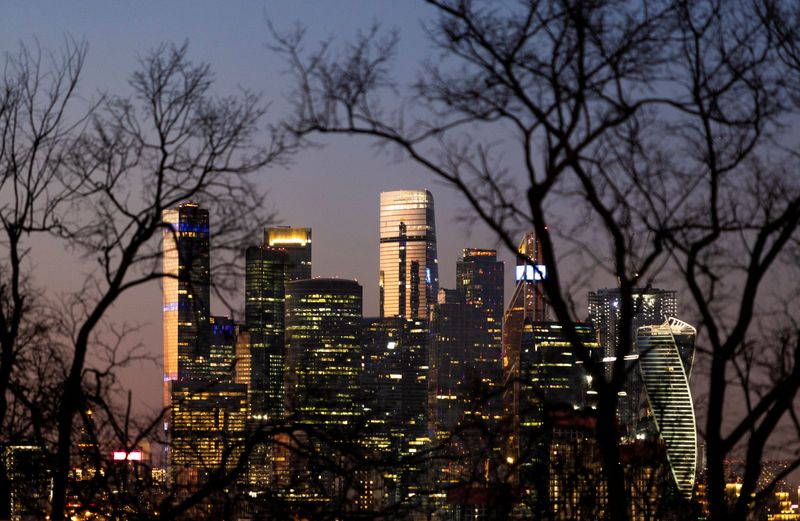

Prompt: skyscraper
xmin=456 ymin=248 xmax=504 ymax=416
xmin=245 ymin=246 xmax=289 ymax=420
xmin=636 ymin=318 xmax=697 ymax=500
xmin=360 ymin=314 xmax=431 ymax=507
xmin=162 ymin=203 xmax=250 ymax=479
xmin=361 ymin=317 xmax=406 ymax=454
xmin=284 ymin=278 xmax=363 ymax=428
xmin=162 ymin=202 xmax=211 ymax=403
xmin=283 ymin=279 xmax=363 ymax=505
xmin=429 ymin=288 xmax=470 ymax=434
xmin=526 ymin=322 xmax=599 ymax=409
xmin=208 ymin=315 xmax=236 ymax=384
xmin=501 ymin=232 xmax=552 ymax=503
xmin=502 ymin=232 xmax=548 ymax=414
xmin=379 ymin=190 xmax=438 ymax=319
xmin=587 ymin=287 xmax=678 ymax=435
xmin=265 ymin=226 xmax=312 ymax=281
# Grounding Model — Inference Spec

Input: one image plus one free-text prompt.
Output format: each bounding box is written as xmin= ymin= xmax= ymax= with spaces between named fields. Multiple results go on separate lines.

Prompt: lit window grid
xmin=284 ymin=282 xmax=363 ymax=427
xmin=637 ymin=318 xmax=697 ymax=500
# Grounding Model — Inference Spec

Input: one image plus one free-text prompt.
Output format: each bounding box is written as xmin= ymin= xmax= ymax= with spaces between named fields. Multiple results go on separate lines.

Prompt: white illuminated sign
xmin=112 ymin=450 xmax=142 ymax=461
xmin=515 ymin=264 xmax=547 ymax=281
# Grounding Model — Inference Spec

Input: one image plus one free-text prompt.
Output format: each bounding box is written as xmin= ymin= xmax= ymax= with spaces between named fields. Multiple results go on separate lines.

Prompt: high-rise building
xmin=429 ymin=289 xmax=470 ymax=434
xmin=283 ymin=279 xmax=363 ymax=504
xmin=162 ymin=202 xmax=211 ymax=403
xmin=265 ymin=226 xmax=312 ymax=281
xmin=636 ymin=318 xmax=697 ymax=500
xmin=284 ymin=278 xmax=362 ymax=428
xmin=361 ymin=317 xmax=406 ymax=454
xmin=526 ymin=322 xmax=599 ymax=410
xmin=502 ymin=232 xmax=548 ymax=422
xmin=5 ymin=445 xmax=50 ymax=519
xmin=379 ymin=190 xmax=438 ymax=319
xmin=208 ymin=316 xmax=236 ymax=384
xmin=501 ymin=231 xmax=554 ymax=507
xmin=360 ymin=314 xmax=430 ymax=508
xmin=245 ymin=246 xmax=289 ymax=420
xmin=456 ymin=248 xmax=504 ymax=417
xmin=587 ymin=287 xmax=678 ymax=435
xmin=400 ymin=317 xmax=430 ymax=454
xmin=169 ymin=381 xmax=248 ymax=474
xmin=510 ymin=321 xmax=600 ymax=514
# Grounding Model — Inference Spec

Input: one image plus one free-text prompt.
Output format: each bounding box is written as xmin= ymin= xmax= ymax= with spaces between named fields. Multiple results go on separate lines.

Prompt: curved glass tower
xmin=379 ymin=190 xmax=438 ymax=319
xmin=636 ymin=317 xmax=697 ymax=500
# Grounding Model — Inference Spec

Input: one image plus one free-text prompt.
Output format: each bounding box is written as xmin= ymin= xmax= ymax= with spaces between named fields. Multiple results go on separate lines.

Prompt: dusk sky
xmin=2 ymin=2 xmax=593 ymax=415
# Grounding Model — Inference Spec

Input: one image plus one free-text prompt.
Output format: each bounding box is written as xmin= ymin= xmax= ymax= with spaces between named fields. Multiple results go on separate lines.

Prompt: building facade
xmin=265 ymin=226 xmax=312 ymax=281
xmin=636 ymin=317 xmax=697 ymax=500
xmin=162 ymin=202 xmax=211 ymax=402
xmin=283 ymin=278 xmax=363 ymax=505
xmin=284 ymin=278 xmax=363 ymax=428
xmin=379 ymin=190 xmax=438 ymax=319
xmin=502 ymin=232 xmax=548 ymax=432
xmin=456 ymin=248 xmax=505 ymax=419
xmin=245 ymin=245 xmax=289 ymax=420
xmin=208 ymin=315 xmax=236 ymax=384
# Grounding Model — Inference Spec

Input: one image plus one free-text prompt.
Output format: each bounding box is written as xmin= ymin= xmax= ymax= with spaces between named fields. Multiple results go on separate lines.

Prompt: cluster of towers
xmin=161 ymin=190 xmax=698 ymax=516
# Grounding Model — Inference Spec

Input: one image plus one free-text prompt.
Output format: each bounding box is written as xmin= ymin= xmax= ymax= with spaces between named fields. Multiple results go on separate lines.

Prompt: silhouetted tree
xmin=273 ymin=1 xmax=800 ymax=519
xmin=0 ymin=40 xmax=292 ymax=519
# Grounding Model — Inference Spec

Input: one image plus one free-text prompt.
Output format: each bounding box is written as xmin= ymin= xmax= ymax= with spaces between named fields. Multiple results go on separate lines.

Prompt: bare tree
xmin=0 ymin=40 xmax=292 ymax=519
xmin=0 ymin=39 xmax=94 ymax=518
xmin=272 ymin=1 xmax=800 ymax=519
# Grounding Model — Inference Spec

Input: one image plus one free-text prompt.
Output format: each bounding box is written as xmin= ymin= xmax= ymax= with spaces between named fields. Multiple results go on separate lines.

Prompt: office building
xmin=526 ymin=322 xmax=599 ymax=410
xmin=208 ymin=316 xmax=236 ymax=384
xmin=162 ymin=202 xmax=211 ymax=403
xmin=456 ymin=248 xmax=504 ymax=419
xmin=265 ymin=226 xmax=312 ymax=281
xmin=636 ymin=318 xmax=697 ymax=500
xmin=283 ymin=278 xmax=363 ymax=505
xmin=5 ymin=445 xmax=50 ymax=520
xmin=361 ymin=315 xmax=430 ymax=507
xmin=169 ymin=381 xmax=248 ymax=475
xmin=502 ymin=232 xmax=548 ymax=427
xmin=162 ymin=203 xmax=215 ymax=475
xmin=361 ymin=317 xmax=406 ymax=454
xmin=379 ymin=190 xmax=438 ymax=319
xmin=429 ymin=288 xmax=470 ymax=434
xmin=587 ymin=287 xmax=678 ymax=435
xmin=245 ymin=246 xmax=289 ymax=420
xmin=284 ymin=278 xmax=362 ymax=428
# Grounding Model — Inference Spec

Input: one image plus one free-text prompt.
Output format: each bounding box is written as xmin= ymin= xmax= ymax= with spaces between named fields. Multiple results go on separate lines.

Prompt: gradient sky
xmin=4 ymin=2 xmax=588 ymax=415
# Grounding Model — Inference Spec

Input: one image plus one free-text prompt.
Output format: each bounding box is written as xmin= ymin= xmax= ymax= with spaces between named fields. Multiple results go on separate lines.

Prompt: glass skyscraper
xmin=282 ymin=279 xmax=363 ymax=505
xmin=636 ymin=318 xmax=697 ymax=500
xmin=245 ymin=245 xmax=289 ymax=420
xmin=379 ymin=190 xmax=438 ymax=319
xmin=284 ymin=278 xmax=363 ymax=428
xmin=502 ymin=232 xmax=548 ymax=416
xmin=162 ymin=202 xmax=211 ymax=402
xmin=456 ymin=248 xmax=504 ymax=417
xmin=265 ymin=226 xmax=312 ymax=281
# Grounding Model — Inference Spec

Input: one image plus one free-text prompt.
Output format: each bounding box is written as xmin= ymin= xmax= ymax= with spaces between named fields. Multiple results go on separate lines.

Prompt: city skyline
xmin=157 ymin=196 xmax=704 ymax=516
xmin=3 ymin=2 xmax=796 ymax=518
xmin=0 ymin=2 xmax=571 ymax=419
